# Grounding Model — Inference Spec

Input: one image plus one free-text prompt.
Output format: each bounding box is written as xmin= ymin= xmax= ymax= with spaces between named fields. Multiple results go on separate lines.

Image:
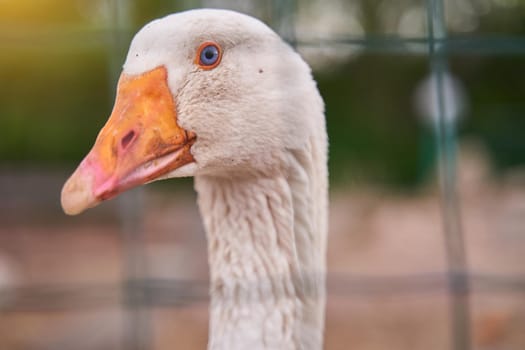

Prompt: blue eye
xmin=198 ymin=42 xmax=221 ymax=69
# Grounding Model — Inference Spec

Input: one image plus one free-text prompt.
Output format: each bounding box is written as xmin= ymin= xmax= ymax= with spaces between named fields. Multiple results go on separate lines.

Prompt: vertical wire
xmin=425 ymin=1 xmax=471 ymax=350
xmin=108 ymin=1 xmax=151 ymax=349
xmin=271 ymin=0 xmax=296 ymax=46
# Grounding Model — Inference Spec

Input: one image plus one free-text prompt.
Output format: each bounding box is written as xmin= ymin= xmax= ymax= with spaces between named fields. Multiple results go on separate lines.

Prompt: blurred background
xmin=1 ymin=0 xmax=524 ymax=349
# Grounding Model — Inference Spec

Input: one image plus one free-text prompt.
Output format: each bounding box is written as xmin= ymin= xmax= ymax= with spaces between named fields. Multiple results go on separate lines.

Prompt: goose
xmin=61 ymin=9 xmax=328 ymax=350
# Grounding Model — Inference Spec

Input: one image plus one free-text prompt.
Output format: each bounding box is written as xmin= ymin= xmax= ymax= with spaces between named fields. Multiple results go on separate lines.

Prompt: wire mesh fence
xmin=1 ymin=0 xmax=525 ymax=349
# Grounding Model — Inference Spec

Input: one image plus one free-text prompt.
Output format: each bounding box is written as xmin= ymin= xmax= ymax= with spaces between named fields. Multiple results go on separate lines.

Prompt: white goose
xmin=61 ymin=9 xmax=328 ymax=350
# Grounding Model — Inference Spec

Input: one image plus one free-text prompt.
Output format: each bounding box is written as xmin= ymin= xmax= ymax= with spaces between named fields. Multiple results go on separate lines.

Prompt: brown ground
xmin=0 ymin=145 xmax=524 ymax=350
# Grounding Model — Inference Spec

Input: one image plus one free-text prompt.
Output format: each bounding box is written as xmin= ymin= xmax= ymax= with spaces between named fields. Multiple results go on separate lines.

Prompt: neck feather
xmin=194 ymin=138 xmax=328 ymax=350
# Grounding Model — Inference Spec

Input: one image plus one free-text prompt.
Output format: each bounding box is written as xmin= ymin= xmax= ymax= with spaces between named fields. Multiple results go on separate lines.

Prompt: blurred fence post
xmin=425 ymin=1 xmax=471 ymax=350
xmin=108 ymin=1 xmax=151 ymax=350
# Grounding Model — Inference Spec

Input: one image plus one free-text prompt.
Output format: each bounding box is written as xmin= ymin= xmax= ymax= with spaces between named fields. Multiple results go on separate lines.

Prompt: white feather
xmin=126 ymin=9 xmax=328 ymax=350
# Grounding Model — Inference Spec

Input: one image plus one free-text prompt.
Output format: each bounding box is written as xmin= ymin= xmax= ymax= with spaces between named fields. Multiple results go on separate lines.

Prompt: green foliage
xmin=317 ymin=54 xmax=427 ymax=187
xmin=1 ymin=0 xmax=525 ymax=189
xmin=454 ymin=55 xmax=525 ymax=170
xmin=0 ymin=47 xmax=111 ymax=162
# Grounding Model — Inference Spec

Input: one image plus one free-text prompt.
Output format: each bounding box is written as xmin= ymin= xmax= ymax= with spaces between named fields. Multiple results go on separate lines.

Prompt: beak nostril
xmin=121 ymin=130 xmax=136 ymax=150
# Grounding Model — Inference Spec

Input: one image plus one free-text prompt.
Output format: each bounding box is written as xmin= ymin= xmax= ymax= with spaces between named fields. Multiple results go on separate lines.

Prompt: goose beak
xmin=61 ymin=66 xmax=196 ymax=215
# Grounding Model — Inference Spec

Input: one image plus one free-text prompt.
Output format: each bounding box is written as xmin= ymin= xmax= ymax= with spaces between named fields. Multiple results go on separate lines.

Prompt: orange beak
xmin=61 ymin=66 xmax=195 ymax=215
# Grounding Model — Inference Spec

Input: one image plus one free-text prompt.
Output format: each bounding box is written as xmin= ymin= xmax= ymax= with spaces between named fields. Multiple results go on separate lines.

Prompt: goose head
xmin=61 ymin=9 xmax=324 ymax=215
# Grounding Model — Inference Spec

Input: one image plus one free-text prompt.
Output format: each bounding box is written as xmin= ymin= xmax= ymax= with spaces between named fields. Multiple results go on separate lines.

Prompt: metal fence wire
xmin=1 ymin=0 xmax=525 ymax=350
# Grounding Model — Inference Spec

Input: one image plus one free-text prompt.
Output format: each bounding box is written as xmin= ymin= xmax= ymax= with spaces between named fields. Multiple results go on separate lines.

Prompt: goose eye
xmin=197 ymin=42 xmax=222 ymax=69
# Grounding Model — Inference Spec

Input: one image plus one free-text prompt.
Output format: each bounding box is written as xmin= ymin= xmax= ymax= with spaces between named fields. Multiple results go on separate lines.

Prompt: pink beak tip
xmin=61 ymin=166 xmax=97 ymax=216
